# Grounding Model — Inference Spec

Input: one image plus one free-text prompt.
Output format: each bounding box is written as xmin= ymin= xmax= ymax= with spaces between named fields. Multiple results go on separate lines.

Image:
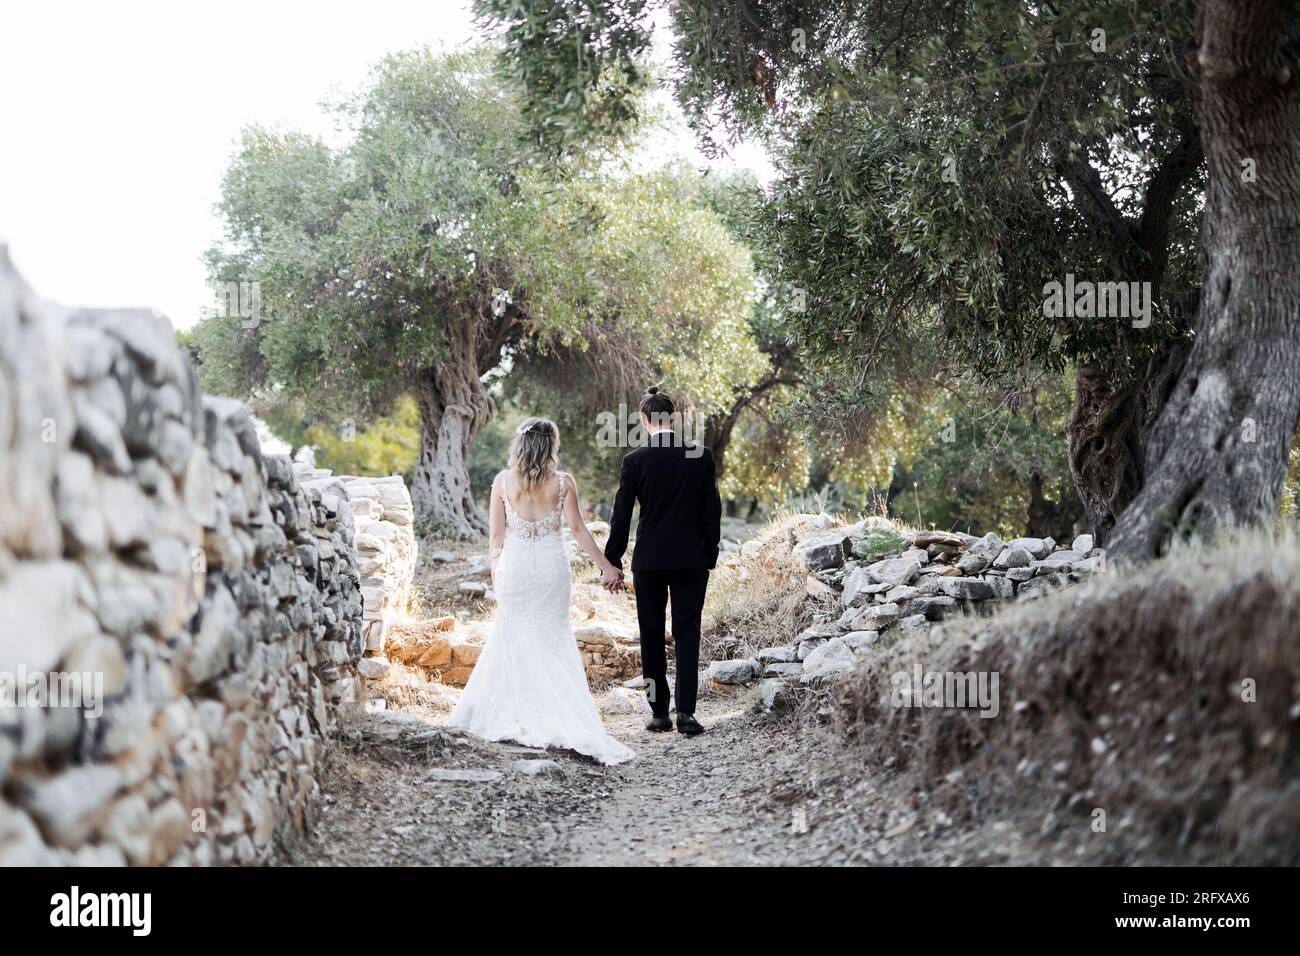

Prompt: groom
xmin=604 ymin=386 xmax=721 ymax=736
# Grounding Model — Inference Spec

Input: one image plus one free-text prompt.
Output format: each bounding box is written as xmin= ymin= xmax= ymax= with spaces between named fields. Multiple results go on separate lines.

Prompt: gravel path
xmin=281 ymin=678 xmax=1086 ymax=867
xmin=282 ymin=687 xmax=865 ymax=867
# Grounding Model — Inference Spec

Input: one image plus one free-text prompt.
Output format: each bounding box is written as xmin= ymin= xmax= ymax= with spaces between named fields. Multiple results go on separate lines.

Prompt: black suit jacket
xmin=604 ymin=431 xmax=722 ymax=572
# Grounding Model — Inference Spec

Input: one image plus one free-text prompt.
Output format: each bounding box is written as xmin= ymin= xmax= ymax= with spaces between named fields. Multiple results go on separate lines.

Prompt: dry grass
xmin=836 ymin=528 xmax=1300 ymax=865
xmin=702 ymin=510 xmax=846 ymax=661
xmin=365 ymin=658 xmax=460 ymax=716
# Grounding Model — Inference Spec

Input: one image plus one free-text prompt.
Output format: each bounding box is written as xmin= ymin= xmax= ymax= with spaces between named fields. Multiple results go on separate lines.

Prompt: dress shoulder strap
xmin=555 ymin=471 xmax=569 ymax=511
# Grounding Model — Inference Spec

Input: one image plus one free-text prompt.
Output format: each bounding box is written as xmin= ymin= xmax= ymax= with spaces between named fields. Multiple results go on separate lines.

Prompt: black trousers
xmin=632 ymin=568 xmax=709 ymax=718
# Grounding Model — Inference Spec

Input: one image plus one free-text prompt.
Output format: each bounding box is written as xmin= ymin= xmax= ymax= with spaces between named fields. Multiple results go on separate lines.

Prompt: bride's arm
xmin=488 ymin=474 xmax=506 ymax=587
xmin=562 ymin=475 xmax=622 ymax=586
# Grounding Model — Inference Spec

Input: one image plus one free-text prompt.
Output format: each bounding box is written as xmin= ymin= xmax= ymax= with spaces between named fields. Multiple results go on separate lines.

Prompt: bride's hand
xmin=599 ymin=564 xmax=623 ymax=591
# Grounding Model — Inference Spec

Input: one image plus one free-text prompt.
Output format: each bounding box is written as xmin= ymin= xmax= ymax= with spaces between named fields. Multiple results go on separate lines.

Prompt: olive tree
xmin=195 ymin=46 xmax=764 ymax=535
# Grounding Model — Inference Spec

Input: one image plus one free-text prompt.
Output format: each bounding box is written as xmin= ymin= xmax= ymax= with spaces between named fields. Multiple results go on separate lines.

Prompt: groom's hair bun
xmin=639 ymin=385 xmax=674 ymax=419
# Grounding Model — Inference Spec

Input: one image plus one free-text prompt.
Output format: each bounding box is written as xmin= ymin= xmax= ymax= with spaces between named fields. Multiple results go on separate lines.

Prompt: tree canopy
xmin=192 ymin=45 xmax=765 ymax=535
xmin=479 ymin=0 xmax=1300 ymax=557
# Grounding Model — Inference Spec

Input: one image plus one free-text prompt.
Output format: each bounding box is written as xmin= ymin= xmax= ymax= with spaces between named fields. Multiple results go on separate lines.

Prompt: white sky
xmin=0 ymin=0 xmax=771 ymax=330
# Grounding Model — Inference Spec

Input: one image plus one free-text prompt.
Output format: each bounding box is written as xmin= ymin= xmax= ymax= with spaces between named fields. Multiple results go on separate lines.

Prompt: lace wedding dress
xmin=448 ymin=471 xmax=635 ymax=765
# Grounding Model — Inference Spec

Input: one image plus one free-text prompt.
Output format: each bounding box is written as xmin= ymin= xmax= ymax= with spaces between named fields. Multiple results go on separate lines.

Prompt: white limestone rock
xmin=708 ymin=658 xmax=760 ymax=684
xmin=800 ymin=637 xmax=857 ymax=685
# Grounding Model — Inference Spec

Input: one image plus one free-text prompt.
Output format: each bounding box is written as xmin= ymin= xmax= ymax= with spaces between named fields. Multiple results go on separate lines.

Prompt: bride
xmin=448 ymin=417 xmax=635 ymax=765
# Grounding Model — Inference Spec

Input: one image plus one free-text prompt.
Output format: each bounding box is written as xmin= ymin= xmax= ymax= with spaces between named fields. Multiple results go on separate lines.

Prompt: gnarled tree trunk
xmin=1066 ymin=342 xmax=1190 ymax=542
xmin=1109 ymin=0 xmax=1300 ymax=560
xmin=411 ymin=318 xmax=496 ymax=538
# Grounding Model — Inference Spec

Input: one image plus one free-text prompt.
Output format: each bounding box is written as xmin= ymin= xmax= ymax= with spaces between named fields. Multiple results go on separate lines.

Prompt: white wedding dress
xmin=449 ymin=471 xmax=635 ymax=765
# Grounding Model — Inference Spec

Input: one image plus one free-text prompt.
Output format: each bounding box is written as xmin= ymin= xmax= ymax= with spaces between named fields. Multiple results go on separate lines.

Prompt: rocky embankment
xmin=707 ymin=517 xmax=1106 ymax=709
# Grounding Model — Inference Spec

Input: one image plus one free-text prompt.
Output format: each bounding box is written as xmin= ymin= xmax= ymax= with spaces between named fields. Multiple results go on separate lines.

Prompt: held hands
xmin=599 ymin=564 xmax=626 ymax=593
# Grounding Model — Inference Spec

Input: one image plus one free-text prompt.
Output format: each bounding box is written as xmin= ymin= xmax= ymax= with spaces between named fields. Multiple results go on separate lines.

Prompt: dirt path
xmin=280 ymin=688 xmax=840 ymax=867
xmin=282 ymin=677 xmax=1081 ymax=867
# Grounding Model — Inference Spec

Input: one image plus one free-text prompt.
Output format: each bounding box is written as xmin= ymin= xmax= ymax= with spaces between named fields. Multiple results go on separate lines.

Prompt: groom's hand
xmin=600 ymin=565 xmax=623 ymax=591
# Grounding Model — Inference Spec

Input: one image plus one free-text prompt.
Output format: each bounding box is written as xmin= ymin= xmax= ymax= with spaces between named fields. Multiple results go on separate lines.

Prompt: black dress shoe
xmin=646 ymin=716 xmax=673 ymax=732
xmin=676 ymin=714 xmax=705 ymax=736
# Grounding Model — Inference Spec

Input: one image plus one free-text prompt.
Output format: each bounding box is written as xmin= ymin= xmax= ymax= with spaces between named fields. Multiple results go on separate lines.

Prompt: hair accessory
xmin=516 ymin=420 xmax=554 ymax=437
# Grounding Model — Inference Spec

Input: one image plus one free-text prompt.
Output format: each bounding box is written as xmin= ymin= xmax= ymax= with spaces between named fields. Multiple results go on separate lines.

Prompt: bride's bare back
xmin=499 ymin=470 xmax=566 ymax=522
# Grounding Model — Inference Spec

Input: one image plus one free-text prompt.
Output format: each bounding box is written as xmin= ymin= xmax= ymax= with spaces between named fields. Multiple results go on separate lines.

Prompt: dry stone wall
xmin=294 ymin=467 xmax=416 ymax=657
xmin=0 ymin=250 xmax=364 ymax=865
xmin=708 ymin=515 xmax=1108 ymax=710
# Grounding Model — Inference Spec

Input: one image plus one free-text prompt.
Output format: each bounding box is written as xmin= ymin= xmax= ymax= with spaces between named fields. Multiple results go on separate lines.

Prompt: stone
xmin=101 ymin=308 xmax=189 ymax=385
xmin=601 ymin=687 xmax=648 ymax=715
xmin=0 ymin=560 xmax=97 ymax=672
xmin=931 ymin=576 xmax=995 ymax=601
xmin=796 ymin=623 xmax=840 ymax=642
xmin=72 ymin=400 xmax=132 ymax=474
xmin=842 ymin=630 xmax=879 ymax=651
xmin=187 ymin=583 xmax=239 ymax=684
xmin=441 ymin=666 xmax=474 ymax=686
xmin=850 ymin=602 xmax=901 ymax=629
xmin=987 ymin=575 xmax=1015 ymax=598
xmin=55 ymin=450 xmax=108 ymax=552
xmin=898 ymin=614 xmax=929 ymax=628
xmin=458 ymin=581 xmax=488 ymax=596
xmin=450 ymin=642 xmax=482 ymax=667
xmin=841 ymin=566 xmax=891 ymax=607
xmin=357 ymin=656 xmax=391 ymax=680
xmin=796 ymin=637 xmax=828 ymax=661
xmin=1071 ymin=533 xmax=1094 ymax=554
xmin=956 ymin=551 xmax=990 ymax=575
xmin=898 ymin=595 xmax=959 ymax=621
xmin=1034 ymin=552 xmax=1085 ymax=572
xmin=759 ymin=679 xmax=795 ymax=713
xmin=509 ymin=759 xmax=563 ymax=777
xmin=1019 ymin=575 xmax=1066 ymax=599
xmin=967 ymin=531 xmax=1004 ymax=555
xmin=1074 ymin=555 xmax=1107 ymax=574
xmin=992 ymin=546 xmax=1033 ymax=569
xmin=764 ymin=662 xmax=804 ymax=678
xmin=63 ymin=634 xmax=128 ymax=696
xmin=0 ymin=808 xmax=62 ymax=866
xmin=1003 ymin=537 xmax=1053 ymax=559
xmin=806 ymin=575 xmax=837 ymax=598
xmin=708 ymin=658 xmax=760 ymax=684
xmin=883 ymin=584 xmax=920 ymax=604
xmin=926 ymin=541 xmax=963 ymax=560
xmin=793 ymin=532 xmax=850 ymax=571
xmin=864 ymin=556 xmax=921 ymax=587
xmin=574 ymin=623 xmax=634 ymax=646
xmin=800 ymin=637 xmax=857 ymax=685
xmin=912 ymin=530 xmax=967 ymax=548
xmin=16 ymin=765 xmax=124 ymax=847
xmin=428 ymin=768 xmax=503 ymax=783
xmin=757 ymin=645 xmax=797 ymax=664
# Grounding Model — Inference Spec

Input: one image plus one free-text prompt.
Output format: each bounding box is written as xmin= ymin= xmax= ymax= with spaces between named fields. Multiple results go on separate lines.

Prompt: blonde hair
xmin=508 ymin=416 xmax=559 ymax=490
